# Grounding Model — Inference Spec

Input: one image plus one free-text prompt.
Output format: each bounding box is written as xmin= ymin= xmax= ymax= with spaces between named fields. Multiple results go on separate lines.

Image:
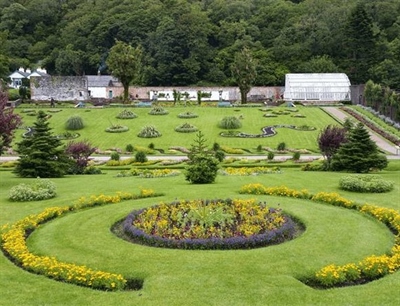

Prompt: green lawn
xmin=1 ymin=162 xmax=399 ymax=305
xmin=13 ymin=105 xmax=339 ymax=154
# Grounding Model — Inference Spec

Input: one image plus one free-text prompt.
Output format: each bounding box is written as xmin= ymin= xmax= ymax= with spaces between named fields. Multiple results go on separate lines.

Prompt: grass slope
xmin=1 ymin=162 xmax=400 ymax=305
xmin=13 ymin=106 xmax=336 ymax=153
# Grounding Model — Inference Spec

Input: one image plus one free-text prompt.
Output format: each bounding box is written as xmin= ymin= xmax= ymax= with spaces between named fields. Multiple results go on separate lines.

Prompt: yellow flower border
xmin=239 ymin=183 xmax=400 ymax=287
xmin=1 ymin=188 xmax=163 ymax=291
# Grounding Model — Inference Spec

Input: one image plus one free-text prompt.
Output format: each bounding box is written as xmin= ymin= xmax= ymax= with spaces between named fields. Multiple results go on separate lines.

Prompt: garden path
xmin=324 ymin=107 xmax=400 ymax=156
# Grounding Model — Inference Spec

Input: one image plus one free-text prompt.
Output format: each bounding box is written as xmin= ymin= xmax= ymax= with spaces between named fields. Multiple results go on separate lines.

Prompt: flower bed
xmin=1 ymin=189 xmax=163 ymax=291
xmin=105 ymin=124 xmax=129 ymax=133
xmin=177 ymin=111 xmax=198 ymax=118
xmin=9 ymin=178 xmax=57 ymax=202
xmin=339 ymin=175 xmax=394 ymax=193
xmin=218 ymin=166 xmax=282 ymax=176
xmin=123 ymin=198 xmax=299 ymax=250
xmin=115 ymin=169 xmax=181 ymax=178
xmin=174 ymin=122 xmax=198 ymax=133
xmin=239 ymin=183 xmax=400 ymax=288
xmin=116 ymin=109 xmax=137 ymax=119
xmin=219 ymin=124 xmax=316 ymax=138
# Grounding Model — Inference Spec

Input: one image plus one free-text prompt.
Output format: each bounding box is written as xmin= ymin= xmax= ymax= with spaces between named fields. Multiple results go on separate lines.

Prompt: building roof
xmin=86 ymin=75 xmax=121 ymax=87
xmin=284 ymin=73 xmax=351 ymax=101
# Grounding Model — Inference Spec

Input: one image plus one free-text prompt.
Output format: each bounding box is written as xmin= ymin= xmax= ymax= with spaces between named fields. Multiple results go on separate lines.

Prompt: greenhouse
xmin=283 ymin=73 xmax=351 ymax=102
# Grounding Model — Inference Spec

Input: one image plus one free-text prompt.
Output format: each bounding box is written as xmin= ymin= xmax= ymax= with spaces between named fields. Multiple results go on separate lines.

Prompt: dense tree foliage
xmin=1 ymin=0 xmax=400 ymax=90
xmin=14 ymin=111 xmax=72 ymax=178
xmin=317 ymin=125 xmax=347 ymax=170
xmin=0 ymin=84 xmax=22 ymax=155
xmin=331 ymin=123 xmax=388 ymax=173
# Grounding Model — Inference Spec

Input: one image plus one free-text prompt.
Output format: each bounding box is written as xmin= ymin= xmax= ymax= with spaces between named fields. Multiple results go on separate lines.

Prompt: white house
xmin=8 ymin=67 xmax=48 ymax=88
xmin=283 ymin=73 xmax=351 ymax=101
xmin=86 ymin=74 xmax=121 ymax=98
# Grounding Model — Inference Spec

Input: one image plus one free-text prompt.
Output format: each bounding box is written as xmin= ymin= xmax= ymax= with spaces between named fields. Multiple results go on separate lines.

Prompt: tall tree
xmin=343 ymin=2 xmax=378 ymax=84
xmin=106 ymin=40 xmax=143 ymax=102
xmin=331 ymin=123 xmax=388 ymax=173
xmin=0 ymin=83 xmax=22 ymax=155
xmin=317 ymin=125 xmax=347 ymax=170
xmin=231 ymin=47 xmax=257 ymax=104
xmin=14 ymin=111 xmax=72 ymax=178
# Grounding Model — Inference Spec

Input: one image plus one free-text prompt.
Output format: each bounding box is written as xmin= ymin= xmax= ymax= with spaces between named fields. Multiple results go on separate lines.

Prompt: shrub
xmin=9 ymin=179 xmax=57 ymax=201
xmin=277 ymin=142 xmax=286 ymax=151
xmin=212 ymin=142 xmax=220 ymax=151
xmin=339 ymin=175 xmax=394 ymax=193
xmin=218 ymin=116 xmax=242 ymax=129
xmin=148 ymin=143 xmax=155 ymax=150
xmin=256 ymin=144 xmax=263 ymax=152
xmin=135 ymin=151 xmax=148 ymax=163
xmin=65 ymin=115 xmax=84 ymax=130
xmin=116 ymin=109 xmax=137 ymax=119
xmin=292 ymin=151 xmax=301 ymax=161
xmin=267 ymin=151 xmax=275 ymax=160
xmin=83 ymin=166 xmax=102 ymax=175
xmin=215 ymin=150 xmax=225 ymax=162
xmin=125 ymin=144 xmax=134 ymax=152
xmin=137 ymin=125 xmax=161 ymax=138
xmin=110 ymin=151 xmax=120 ymax=161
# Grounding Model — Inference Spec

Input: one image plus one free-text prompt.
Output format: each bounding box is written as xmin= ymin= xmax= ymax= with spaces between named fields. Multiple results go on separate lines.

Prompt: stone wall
xmin=30 ymin=76 xmax=89 ymax=101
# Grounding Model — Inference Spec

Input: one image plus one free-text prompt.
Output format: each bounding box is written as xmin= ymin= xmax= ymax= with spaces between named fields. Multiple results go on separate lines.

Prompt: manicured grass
xmin=13 ymin=105 xmax=337 ymax=154
xmin=1 ymin=161 xmax=400 ymax=305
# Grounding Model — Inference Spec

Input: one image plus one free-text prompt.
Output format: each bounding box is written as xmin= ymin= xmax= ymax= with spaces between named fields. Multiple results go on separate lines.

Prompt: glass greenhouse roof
xmin=283 ymin=73 xmax=351 ymax=101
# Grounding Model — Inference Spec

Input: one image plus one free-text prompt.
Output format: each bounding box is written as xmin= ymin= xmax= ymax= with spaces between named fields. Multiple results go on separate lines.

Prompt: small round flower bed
xmin=122 ymin=198 xmax=299 ymax=250
xmin=178 ymin=111 xmax=198 ymax=118
xmin=137 ymin=125 xmax=161 ymax=138
xmin=56 ymin=131 xmax=80 ymax=140
xmin=116 ymin=109 xmax=137 ymax=119
xmin=149 ymin=106 xmax=168 ymax=115
xmin=105 ymin=124 xmax=129 ymax=133
xmin=9 ymin=178 xmax=56 ymax=202
xmin=175 ymin=122 xmax=198 ymax=133
xmin=339 ymin=175 xmax=394 ymax=193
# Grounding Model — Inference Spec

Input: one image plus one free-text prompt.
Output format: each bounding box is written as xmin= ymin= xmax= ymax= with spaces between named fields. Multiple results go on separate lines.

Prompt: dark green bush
xmin=135 ymin=151 xmax=148 ymax=163
xmin=110 ymin=152 xmax=120 ymax=161
xmin=126 ymin=144 xmax=134 ymax=152
xmin=218 ymin=116 xmax=242 ymax=129
xmin=65 ymin=115 xmax=84 ymax=130
xmin=277 ymin=142 xmax=286 ymax=151
xmin=215 ymin=150 xmax=225 ymax=162
xmin=267 ymin=151 xmax=275 ymax=160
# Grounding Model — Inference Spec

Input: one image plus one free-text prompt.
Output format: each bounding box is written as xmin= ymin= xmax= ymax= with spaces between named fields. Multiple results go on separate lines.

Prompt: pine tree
xmin=14 ymin=111 xmax=72 ymax=178
xmin=331 ymin=123 xmax=387 ymax=173
xmin=185 ymin=131 xmax=219 ymax=184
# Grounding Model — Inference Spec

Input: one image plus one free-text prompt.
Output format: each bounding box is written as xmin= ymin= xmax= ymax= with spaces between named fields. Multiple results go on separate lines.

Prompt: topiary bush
xmin=137 ymin=125 xmax=161 ymax=138
xmin=116 ymin=109 xmax=137 ymax=119
xmin=339 ymin=175 xmax=394 ymax=193
xmin=277 ymin=142 xmax=286 ymax=151
xmin=9 ymin=178 xmax=57 ymax=201
xmin=218 ymin=116 xmax=242 ymax=129
xmin=110 ymin=151 xmax=120 ymax=161
xmin=125 ymin=144 xmax=134 ymax=153
xmin=65 ymin=115 xmax=84 ymax=130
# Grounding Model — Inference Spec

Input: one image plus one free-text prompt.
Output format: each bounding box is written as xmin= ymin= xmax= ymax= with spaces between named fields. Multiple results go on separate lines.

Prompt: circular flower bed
xmin=9 ymin=178 xmax=57 ymax=202
xmin=105 ymin=124 xmax=129 ymax=133
xmin=339 ymin=175 xmax=394 ymax=193
xmin=178 ymin=111 xmax=198 ymax=118
xmin=122 ymin=198 xmax=300 ymax=250
xmin=149 ymin=106 xmax=168 ymax=115
xmin=116 ymin=109 xmax=137 ymax=119
xmin=56 ymin=131 xmax=80 ymax=140
xmin=174 ymin=122 xmax=198 ymax=133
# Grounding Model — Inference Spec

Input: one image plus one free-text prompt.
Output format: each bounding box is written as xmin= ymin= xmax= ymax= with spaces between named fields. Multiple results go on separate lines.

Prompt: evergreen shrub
xmin=65 ymin=115 xmax=84 ymax=130
xmin=218 ymin=116 xmax=242 ymax=129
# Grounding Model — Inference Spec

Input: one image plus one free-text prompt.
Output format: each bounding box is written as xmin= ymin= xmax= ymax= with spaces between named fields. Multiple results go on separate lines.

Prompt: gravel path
xmin=324 ymin=107 xmax=400 ymax=156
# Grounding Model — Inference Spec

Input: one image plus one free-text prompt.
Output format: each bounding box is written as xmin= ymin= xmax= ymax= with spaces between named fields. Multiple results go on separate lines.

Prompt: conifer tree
xmin=14 ymin=111 xmax=72 ymax=178
xmin=331 ymin=123 xmax=387 ymax=173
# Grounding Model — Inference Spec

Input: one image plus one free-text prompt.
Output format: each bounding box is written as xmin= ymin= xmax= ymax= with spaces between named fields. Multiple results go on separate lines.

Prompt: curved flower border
xmin=219 ymin=124 xmax=316 ymax=138
xmin=239 ymin=183 xmax=400 ymax=288
xmin=0 ymin=189 xmax=163 ymax=291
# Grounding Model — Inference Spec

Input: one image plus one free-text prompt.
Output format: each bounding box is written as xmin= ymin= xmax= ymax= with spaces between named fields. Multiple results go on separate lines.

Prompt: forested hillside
xmin=1 ymin=0 xmax=400 ymax=88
